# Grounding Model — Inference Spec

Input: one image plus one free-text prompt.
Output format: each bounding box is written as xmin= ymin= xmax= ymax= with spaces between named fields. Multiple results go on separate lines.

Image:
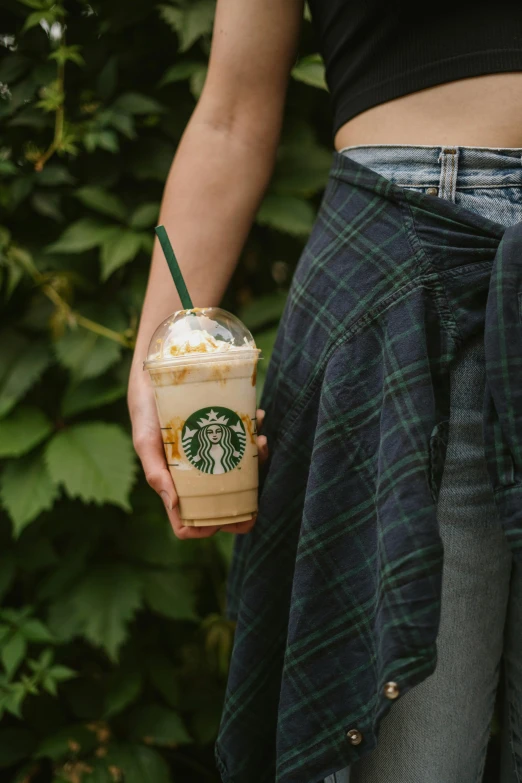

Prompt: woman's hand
xmin=128 ymin=362 xmax=268 ymax=540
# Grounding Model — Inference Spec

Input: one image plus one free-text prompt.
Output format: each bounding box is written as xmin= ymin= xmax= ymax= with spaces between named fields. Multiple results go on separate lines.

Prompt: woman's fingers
xmin=134 ymin=420 xmax=255 ymax=539
xmin=133 ymin=421 xmax=177 ymax=511
xmin=257 ymin=434 xmax=268 ymax=464
xmin=132 ymin=411 xmax=218 ymax=540
xmin=220 ymin=513 xmax=257 ymax=534
xmin=131 ymin=384 xmax=265 ymax=538
xmin=256 ymin=408 xmax=268 ymax=465
xmin=256 ymin=408 xmax=266 ymax=433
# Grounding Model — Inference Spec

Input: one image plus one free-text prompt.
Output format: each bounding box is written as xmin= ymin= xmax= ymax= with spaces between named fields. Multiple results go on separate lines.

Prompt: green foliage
xmin=291 ymin=54 xmax=328 ymax=90
xmin=1 ymin=451 xmax=60 ymax=535
xmin=45 ymin=423 xmax=136 ymax=510
xmin=0 ymin=0 xmax=332 ymax=779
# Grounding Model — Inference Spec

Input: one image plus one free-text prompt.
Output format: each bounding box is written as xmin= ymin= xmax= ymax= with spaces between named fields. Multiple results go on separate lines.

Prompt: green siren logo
xmin=181 ymin=407 xmax=246 ymax=475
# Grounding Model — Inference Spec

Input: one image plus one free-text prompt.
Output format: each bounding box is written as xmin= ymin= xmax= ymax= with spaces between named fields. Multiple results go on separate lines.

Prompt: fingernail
xmin=160 ymin=491 xmax=172 ymax=511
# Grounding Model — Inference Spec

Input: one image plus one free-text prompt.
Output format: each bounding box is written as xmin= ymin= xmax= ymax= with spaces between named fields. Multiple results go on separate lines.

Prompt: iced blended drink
xmin=144 ymin=307 xmax=261 ymax=526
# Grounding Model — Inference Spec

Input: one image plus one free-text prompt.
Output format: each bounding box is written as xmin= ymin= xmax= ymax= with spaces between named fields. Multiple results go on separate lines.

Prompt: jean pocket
xmin=455 ymin=187 xmax=522 ymax=225
xmin=396 ymin=184 xmax=435 ymax=193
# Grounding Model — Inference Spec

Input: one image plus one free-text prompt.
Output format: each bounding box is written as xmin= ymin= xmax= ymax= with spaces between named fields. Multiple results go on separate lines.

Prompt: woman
xmin=128 ymin=2 xmax=522 ymax=781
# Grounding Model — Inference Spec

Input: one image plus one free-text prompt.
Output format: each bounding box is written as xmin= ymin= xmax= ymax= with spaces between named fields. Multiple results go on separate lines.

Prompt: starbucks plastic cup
xmin=144 ymin=307 xmax=261 ymax=526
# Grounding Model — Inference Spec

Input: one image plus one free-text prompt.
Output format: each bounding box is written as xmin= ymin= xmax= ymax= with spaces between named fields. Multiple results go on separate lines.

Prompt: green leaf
xmin=128 ymin=703 xmax=192 ymax=746
xmin=158 ymin=60 xmax=204 ymax=86
xmin=100 ymin=230 xmax=143 ymax=279
xmin=1 ymin=632 xmax=26 ymax=677
xmin=214 ymin=531 xmax=235 ymax=567
xmin=36 ymin=724 xmax=98 ymax=761
xmin=128 ymin=202 xmax=160 ymax=230
xmin=0 ymin=406 xmax=53 ymax=458
xmin=97 ymin=56 xmax=118 ymax=101
xmin=36 ymin=164 xmax=76 ymax=186
xmin=31 ymin=191 xmax=64 ymax=221
xmin=291 ymin=54 xmax=328 ymax=90
xmin=0 ymin=333 xmax=52 ymax=417
xmin=46 ymin=219 xmax=116 ymax=254
xmin=48 ymin=664 xmax=76 ymax=681
xmin=146 ymin=653 xmax=181 ymax=709
xmin=69 ymin=565 xmax=142 ymax=659
xmin=253 ymin=326 xmax=279 ymax=359
xmin=49 ymin=45 xmax=84 ymax=68
xmin=54 ymin=328 xmax=121 ymax=383
xmin=256 ymin=194 xmax=316 ymax=237
xmin=105 ymin=743 xmax=171 ymax=783
xmin=159 ymin=0 xmax=215 ymax=52
xmin=0 ymin=727 xmax=36 ymax=768
xmin=102 ymin=108 xmax=136 ymax=138
xmin=0 ymin=451 xmax=60 ymax=535
xmin=0 ymin=161 xmax=17 ymax=176
xmin=117 ymin=515 xmax=196 ymax=567
xmin=45 ymin=422 xmax=137 ymax=511
xmin=0 ymin=53 xmax=31 ymax=84
xmin=61 ymin=376 xmax=126 ymax=417
xmin=84 ymin=129 xmax=119 ymax=154
xmin=270 ymin=129 xmax=332 ymax=196
xmin=129 ymin=138 xmax=175 ymax=182
xmin=104 ymin=668 xmax=142 ymax=718
xmin=8 ymin=107 xmax=48 ymax=130
xmin=19 ymin=0 xmax=52 ymax=9
xmin=73 ymin=762 xmax=113 ymax=783
xmin=19 ymin=619 xmax=55 ymax=643
xmin=190 ymin=66 xmax=207 ymax=98
xmin=37 ymin=537 xmax=97 ymax=602
xmin=142 ymin=569 xmax=198 ymax=621
xmin=112 ymin=92 xmax=166 ymax=115
xmin=75 ymin=186 xmax=127 ymax=221
xmin=238 ymin=291 xmax=288 ymax=330
xmin=21 ymin=10 xmax=55 ymax=33
xmin=46 ymin=597 xmax=84 ymax=644
xmin=252 ymin=325 xmax=279 ymax=400
xmin=3 ymin=682 xmax=26 ymax=719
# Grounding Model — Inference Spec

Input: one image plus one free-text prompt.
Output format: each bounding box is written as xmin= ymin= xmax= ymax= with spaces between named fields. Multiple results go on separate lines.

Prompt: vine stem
xmin=34 ymin=38 xmax=66 ymax=171
xmin=43 ymin=282 xmax=133 ymax=347
xmin=14 ymin=249 xmax=134 ymax=348
xmin=21 ymin=15 xmax=134 ymax=348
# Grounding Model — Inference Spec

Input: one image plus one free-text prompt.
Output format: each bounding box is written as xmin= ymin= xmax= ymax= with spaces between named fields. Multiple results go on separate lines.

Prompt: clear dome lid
xmin=144 ymin=307 xmax=259 ymax=369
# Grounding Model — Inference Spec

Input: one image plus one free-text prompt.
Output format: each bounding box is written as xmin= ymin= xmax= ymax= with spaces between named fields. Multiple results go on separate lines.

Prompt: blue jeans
xmin=324 ymin=145 xmax=522 ymax=783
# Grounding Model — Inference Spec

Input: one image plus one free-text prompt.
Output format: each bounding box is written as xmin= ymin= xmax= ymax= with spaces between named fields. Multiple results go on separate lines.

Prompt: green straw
xmin=155 ymin=224 xmax=194 ymax=310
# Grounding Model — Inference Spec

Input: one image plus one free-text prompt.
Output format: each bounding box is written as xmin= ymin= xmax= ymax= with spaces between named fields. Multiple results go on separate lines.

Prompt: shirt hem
xmin=331 ymin=49 xmax=522 ymax=138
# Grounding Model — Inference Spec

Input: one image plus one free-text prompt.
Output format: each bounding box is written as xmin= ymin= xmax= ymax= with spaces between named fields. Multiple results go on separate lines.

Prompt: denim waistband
xmin=338 ymin=144 xmax=522 ymax=190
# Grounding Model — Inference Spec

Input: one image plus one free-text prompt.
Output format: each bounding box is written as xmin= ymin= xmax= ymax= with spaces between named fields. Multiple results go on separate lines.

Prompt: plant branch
xmin=11 ymin=247 xmax=134 ymax=348
xmin=34 ymin=41 xmax=66 ymax=171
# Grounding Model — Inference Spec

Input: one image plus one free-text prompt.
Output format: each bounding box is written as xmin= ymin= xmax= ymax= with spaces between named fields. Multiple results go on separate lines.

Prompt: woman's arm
xmin=128 ymin=0 xmax=304 ymax=539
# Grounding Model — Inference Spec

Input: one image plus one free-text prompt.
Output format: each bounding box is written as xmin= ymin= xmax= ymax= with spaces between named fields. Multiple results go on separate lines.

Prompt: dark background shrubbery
xmin=0 ymin=1 xmax=333 ymax=780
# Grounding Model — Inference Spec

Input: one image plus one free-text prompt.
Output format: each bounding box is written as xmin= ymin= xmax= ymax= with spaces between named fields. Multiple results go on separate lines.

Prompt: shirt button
xmin=426 ymin=187 xmax=438 ymax=196
xmin=383 ymin=681 xmax=400 ymax=699
xmin=346 ymin=729 xmax=363 ymax=745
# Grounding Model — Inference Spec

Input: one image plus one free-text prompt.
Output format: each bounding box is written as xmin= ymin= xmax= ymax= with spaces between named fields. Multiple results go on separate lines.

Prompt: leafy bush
xmin=0 ymin=0 xmax=331 ymax=779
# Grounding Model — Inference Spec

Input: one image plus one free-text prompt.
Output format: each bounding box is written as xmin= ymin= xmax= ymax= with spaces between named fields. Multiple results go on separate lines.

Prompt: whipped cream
xmin=147 ymin=311 xmax=256 ymax=364
xmin=167 ymin=328 xmax=248 ymax=357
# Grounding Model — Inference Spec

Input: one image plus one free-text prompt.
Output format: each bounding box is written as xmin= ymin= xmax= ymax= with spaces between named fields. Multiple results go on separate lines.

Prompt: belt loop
xmin=437 ymin=146 xmax=459 ymax=201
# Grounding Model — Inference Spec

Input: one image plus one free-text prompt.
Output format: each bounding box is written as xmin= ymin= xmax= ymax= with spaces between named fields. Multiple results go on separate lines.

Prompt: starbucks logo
xmin=181 ymin=407 xmax=247 ymax=475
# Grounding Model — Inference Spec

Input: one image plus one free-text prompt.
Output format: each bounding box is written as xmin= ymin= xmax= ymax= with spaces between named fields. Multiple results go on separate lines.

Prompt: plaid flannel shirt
xmin=215 ymin=150 xmax=522 ymax=783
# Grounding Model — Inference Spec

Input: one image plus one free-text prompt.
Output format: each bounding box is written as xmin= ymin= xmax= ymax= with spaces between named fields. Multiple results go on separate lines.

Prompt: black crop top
xmin=307 ymin=0 xmax=522 ymax=138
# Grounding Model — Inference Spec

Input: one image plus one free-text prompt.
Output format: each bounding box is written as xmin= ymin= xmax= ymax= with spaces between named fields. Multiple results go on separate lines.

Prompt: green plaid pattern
xmin=215 ymin=151 xmax=522 ymax=783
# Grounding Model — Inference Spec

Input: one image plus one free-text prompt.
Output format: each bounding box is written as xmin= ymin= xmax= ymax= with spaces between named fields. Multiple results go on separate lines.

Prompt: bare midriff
xmin=334 ymin=72 xmax=522 ymax=150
